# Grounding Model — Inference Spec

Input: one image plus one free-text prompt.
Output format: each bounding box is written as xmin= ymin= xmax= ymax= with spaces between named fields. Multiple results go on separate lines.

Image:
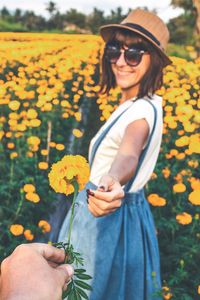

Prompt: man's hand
xmin=0 ymin=243 xmax=74 ymax=300
xmin=87 ymin=174 xmax=125 ymax=217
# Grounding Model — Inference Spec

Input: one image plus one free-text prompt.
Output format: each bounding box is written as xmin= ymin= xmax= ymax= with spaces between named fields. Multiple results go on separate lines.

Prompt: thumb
xmin=97 ymin=179 xmax=109 ymax=192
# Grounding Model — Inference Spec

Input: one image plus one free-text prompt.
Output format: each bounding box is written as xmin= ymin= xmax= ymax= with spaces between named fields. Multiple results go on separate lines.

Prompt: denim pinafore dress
xmin=59 ymin=99 xmax=162 ymax=300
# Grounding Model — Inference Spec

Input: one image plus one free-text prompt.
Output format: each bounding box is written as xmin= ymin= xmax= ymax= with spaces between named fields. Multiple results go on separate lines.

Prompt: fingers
xmin=56 ymin=264 xmax=74 ymax=289
xmin=24 ymin=243 xmax=66 ymax=264
xmin=88 ymin=196 xmax=122 ymax=217
xmin=89 ymin=187 xmax=124 ymax=202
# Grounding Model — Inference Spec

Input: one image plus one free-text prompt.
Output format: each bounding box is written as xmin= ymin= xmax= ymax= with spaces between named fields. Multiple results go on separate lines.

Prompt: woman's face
xmin=110 ymin=37 xmax=151 ymax=97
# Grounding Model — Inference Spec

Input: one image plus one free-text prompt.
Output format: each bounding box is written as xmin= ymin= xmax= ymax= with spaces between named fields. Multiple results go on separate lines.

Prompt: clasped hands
xmin=87 ymin=174 xmax=125 ymax=217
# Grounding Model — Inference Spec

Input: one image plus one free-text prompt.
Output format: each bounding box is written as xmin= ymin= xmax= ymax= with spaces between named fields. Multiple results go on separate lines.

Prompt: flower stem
xmin=67 ymin=181 xmax=79 ymax=245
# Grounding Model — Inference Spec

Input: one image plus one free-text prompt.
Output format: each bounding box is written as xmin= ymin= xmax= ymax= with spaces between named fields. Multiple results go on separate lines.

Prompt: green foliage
xmin=55 ymin=242 xmax=92 ymax=300
xmin=0 ymin=19 xmax=27 ymax=32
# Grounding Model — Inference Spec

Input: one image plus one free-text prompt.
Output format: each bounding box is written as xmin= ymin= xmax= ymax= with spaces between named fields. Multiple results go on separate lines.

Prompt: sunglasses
xmin=104 ymin=43 xmax=148 ymax=67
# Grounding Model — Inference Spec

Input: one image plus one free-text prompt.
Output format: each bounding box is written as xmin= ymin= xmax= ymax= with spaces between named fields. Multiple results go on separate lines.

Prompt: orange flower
xmin=38 ymin=162 xmax=48 ymax=170
xmin=188 ymin=190 xmax=200 ymax=205
xmin=72 ymin=129 xmax=83 ymax=138
xmin=176 ymin=212 xmax=192 ymax=225
xmin=23 ymin=184 xmax=36 ymax=193
xmin=24 ymin=229 xmax=34 ymax=241
xmin=25 ymin=192 xmax=40 ymax=203
xmin=10 ymin=224 xmax=24 ymax=236
xmin=56 ymin=144 xmax=65 ymax=151
xmin=147 ymin=194 xmax=166 ymax=206
xmin=48 ymin=155 xmax=90 ymax=195
xmin=173 ymin=183 xmax=186 ymax=193
xmin=7 ymin=142 xmax=15 ymax=149
xmin=38 ymin=220 xmax=51 ymax=233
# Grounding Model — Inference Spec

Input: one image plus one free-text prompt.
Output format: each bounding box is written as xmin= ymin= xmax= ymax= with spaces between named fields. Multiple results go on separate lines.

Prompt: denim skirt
xmin=58 ymin=181 xmax=162 ymax=300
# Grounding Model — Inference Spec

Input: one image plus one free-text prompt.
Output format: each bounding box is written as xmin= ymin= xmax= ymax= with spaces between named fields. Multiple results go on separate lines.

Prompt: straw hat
xmin=100 ymin=9 xmax=172 ymax=66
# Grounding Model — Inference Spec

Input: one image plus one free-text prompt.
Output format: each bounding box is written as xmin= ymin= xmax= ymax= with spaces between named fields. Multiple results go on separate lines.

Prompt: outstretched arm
xmin=87 ymin=118 xmax=149 ymax=217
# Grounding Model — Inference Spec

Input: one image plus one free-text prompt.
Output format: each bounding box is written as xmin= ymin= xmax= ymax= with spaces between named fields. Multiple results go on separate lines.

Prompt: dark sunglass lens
xmin=125 ymin=49 xmax=143 ymax=66
xmin=105 ymin=45 xmax=120 ymax=63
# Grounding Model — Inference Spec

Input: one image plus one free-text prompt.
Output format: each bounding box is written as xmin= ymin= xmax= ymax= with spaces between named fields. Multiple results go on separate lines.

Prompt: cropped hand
xmin=0 ymin=243 xmax=74 ymax=300
xmin=87 ymin=174 xmax=125 ymax=217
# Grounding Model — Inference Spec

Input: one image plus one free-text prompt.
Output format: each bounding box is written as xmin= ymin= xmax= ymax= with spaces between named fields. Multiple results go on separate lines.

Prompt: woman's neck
xmin=120 ymin=86 xmax=139 ymax=103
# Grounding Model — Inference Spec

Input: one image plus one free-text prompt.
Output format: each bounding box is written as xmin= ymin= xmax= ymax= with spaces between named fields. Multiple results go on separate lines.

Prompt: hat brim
xmin=100 ymin=24 xmax=172 ymax=66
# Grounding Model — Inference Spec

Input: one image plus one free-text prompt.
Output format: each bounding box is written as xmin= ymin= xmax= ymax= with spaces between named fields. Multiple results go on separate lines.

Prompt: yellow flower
xmin=10 ymin=152 xmax=18 ymax=159
xmin=173 ymin=183 xmax=186 ymax=193
xmin=147 ymin=194 xmax=167 ymax=206
xmin=38 ymin=220 xmax=51 ymax=233
xmin=176 ymin=212 xmax=192 ymax=225
xmin=72 ymin=129 xmax=83 ymax=138
xmin=8 ymin=100 xmax=20 ymax=111
xmin=48 ymin=155 xmax=90 ymax=195
xmin=41 ymin=149 xmax=48 ymax=156
xmin=25 ymin=192 xmax=40 ymax=203
xmin=23 ymin=184 xmax=36 ymax=193
xmin=24 ymin=229 xmax=34 ymax=241
xmin=198 ymin=285 xmax=200 ymax=294
xmin=10 ymin=224 xmax=24 ymax=236
xmin=38 ymin=162 xmax=49 ymax=170
xmin=188 ymin=190 xmax=200 ymax=205
xmin=56 ymin=143 xmax=65 ymax=151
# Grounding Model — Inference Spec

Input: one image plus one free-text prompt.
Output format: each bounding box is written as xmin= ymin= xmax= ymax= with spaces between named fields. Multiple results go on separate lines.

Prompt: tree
xmin=0 ymin=7 xmax=11 ymax=19
xmin=65 ymin=9 xmax=86 ymax=29
xmin=87 ymin=8 xmax=106 ymax=34
xmin=45 ymin=1 xmax=58 ymax=18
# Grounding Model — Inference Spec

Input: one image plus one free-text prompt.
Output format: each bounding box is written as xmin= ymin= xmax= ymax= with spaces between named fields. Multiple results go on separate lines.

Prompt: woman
xmin=59 ymin=8 xmax=172 ymax=300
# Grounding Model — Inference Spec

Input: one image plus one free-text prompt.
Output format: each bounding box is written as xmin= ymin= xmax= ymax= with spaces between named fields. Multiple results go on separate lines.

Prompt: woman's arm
xmin=107 ymin=118 xmax=149 ymax=185
xmin=87 ymin=118 xmax=149 ymax=217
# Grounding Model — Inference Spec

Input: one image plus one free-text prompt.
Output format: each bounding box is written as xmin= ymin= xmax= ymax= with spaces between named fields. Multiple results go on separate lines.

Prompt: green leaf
xmin=74 ymin=268 xmax=86 ymax=274
xmin=75 ymin=273 xmax=92 ymax=280
xmin=74 ymin=280 xmax=92 ymax=291
xmin=76 ymin=287 xmax=89 ymax=300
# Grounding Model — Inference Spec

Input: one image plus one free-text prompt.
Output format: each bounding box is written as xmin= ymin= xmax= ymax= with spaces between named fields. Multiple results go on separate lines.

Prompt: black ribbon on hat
xmin=122 ymin=23 xmax=161 ymax=47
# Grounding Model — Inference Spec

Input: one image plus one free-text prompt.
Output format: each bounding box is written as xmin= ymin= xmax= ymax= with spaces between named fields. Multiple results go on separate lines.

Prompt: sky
xmin=0 ymin=0 xmax=183 ymax=22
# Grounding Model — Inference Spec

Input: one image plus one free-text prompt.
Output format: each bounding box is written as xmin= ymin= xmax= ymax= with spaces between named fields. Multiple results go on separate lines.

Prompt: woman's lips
xmin=116 ymin=70 xmax=133 ymax=76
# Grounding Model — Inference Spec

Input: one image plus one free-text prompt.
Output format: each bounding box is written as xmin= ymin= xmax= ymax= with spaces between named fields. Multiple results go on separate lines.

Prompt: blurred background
xmin=0 ymin=1 xmax=200 ymax=299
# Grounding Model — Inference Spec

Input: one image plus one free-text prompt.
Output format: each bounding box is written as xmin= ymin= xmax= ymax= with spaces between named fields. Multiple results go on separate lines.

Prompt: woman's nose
xmin=116 ymin=50 xmax=127 ymax=66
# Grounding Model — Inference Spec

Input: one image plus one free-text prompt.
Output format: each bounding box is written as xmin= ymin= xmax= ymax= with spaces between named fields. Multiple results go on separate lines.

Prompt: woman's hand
xmin=87 ymin=174 xmax=125 ymax=217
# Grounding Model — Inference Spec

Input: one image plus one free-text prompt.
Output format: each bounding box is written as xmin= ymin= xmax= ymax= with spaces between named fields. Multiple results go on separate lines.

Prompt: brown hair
xmin=99 ymin=28 xmax=166 ymax=99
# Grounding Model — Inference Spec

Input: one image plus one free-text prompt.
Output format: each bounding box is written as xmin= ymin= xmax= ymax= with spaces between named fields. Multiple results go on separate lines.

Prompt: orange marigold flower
xmin=56 ymin=143 xmax=65 ymax=151
xmin=25 ymin=192 xmax=40 ymax=203
xmin=48 ymin=155 xmax=90 ymax=195
xmin=7 ymin=142 xmax=15 ymax=149
xmin=173 ymin=183 xmax=186 ymax=193
xmin=72 ymin=129 xmax=83 ymax=138
xmin=147 ymin=194 xmax=167 ymax=206
xmin=23 ymin=184 xmax=36 ymax=193
xmin=191 ymin=178 xmax=200 ymax=190
xmin=162 ymin=286 xmax=172 ymax=299
xmin=38 ymin=162 xmax=49 ymax=170
xmin=10 ymin=224 xmax=24 ymax=236
xmin=41 ymin=149 xmax=48 ymax=156
xmin=198 ymin=285 xmax=200 ymax=294
xmin=188 ymin=190 xmax=200 ymax=205
xmin=38 ymin=220 xmax=51 ymax=233
xmin=176 ymin=212 xmax=192 ymax=225
xmin=162 ymin=167 xmax=170 ymax=178
xmin=24 ymin=229 xmax=34 ymax=241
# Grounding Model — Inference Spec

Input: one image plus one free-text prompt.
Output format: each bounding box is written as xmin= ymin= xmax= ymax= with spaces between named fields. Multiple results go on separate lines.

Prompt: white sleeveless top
xmin=88 ymin=94 xmax=163 ymax=192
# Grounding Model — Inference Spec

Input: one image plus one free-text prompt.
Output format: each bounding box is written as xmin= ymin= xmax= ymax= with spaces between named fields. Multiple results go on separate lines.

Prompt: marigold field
xmin=0 ymin=33 xmax=199 ymax=299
